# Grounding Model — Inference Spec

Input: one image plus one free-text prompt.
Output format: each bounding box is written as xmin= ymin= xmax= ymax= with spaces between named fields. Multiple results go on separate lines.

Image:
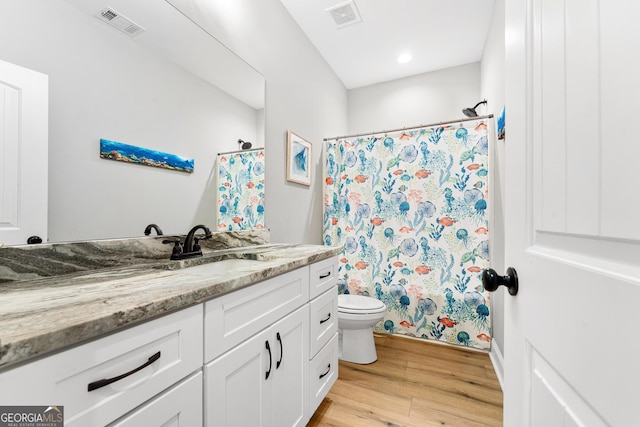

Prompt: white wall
xmin=0 ymin=0 xmax=259 ymax=242
xmin=348 ymin=62 xmax=482 ymax=134
xmin=480 ymin=0 xmax=506 ymax=381
xmin=203 ymin=0 xmax=349 ymax=244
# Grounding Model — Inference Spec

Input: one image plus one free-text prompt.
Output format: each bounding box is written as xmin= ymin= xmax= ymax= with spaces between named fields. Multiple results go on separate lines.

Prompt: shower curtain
xmin=323 ymin=119 xmax=491 ymax=350
xmin=216 ymin=149 xmax=265 ymax=231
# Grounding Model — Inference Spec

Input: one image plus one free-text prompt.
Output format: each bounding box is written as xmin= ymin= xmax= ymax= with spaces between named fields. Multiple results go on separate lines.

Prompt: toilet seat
xmin=338 ymin=294 xmax=386 ymax=315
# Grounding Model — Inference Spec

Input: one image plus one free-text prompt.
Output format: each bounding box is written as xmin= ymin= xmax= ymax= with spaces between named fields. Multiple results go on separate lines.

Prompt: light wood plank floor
xmin=307 ymin=333 xmax=503 ymax=427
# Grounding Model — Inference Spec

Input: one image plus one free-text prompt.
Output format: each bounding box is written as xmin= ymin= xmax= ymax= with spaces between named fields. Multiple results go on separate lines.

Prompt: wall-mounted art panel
xmin=100 ymin=139 xmax=194 ymax=173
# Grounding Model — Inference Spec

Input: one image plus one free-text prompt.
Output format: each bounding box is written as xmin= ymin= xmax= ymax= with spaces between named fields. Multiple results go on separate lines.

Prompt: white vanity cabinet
xmin=203 ymin=267 xmax=310 ymax=427
xmin=0 ymin=305 xmax=203 ymax=427
xmin=0 ymin=255 xmax=339 ymax=427
xmin=203 ymin=256 xmax=339 ymax=427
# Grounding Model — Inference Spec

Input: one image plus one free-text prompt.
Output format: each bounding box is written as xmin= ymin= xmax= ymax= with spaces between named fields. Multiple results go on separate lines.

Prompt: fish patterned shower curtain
xmin=323 ymin=120 xmax=492 ymax=350
xmin=216 ymin=149 xmax=265 ymax=231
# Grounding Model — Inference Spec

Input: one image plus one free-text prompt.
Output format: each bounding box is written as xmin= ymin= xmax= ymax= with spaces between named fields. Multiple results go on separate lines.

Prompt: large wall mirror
xmin=0 ymin=0 xmax=265 ymax=244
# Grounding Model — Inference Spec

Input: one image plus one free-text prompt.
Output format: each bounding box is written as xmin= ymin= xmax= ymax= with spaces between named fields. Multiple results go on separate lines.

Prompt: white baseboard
xmin=489 ymin=341 xmax=505 ymax=391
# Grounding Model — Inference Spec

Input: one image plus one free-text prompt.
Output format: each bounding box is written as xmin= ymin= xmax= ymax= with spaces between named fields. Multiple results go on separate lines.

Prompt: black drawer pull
xmin=88 ymin=351 xmax=161 ymax=392
xmin=319 ymin=313 xmax=331 ymax=324
xmin=319 ymin=272 xmax=331 ymax=279
xmin=319 ymin=363 xmax=331 ymax=379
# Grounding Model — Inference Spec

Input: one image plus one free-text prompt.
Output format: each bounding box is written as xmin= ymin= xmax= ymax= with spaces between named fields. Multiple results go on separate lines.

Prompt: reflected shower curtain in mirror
xmin=323 ymin=120 xmax=491 ymax=350
xmin=216 ymin=149 xmax=265 ymax=231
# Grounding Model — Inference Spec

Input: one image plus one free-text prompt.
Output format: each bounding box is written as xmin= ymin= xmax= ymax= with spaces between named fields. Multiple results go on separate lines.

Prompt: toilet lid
xmin=338 ymin=294 xmax=386 ymax=314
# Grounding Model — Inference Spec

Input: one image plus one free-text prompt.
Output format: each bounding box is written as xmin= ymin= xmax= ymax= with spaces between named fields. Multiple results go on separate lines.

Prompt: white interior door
xmin=0 ymin=59 xmax=48 ymax=246
xmin=504 ymin=0 xmax=640 ymax=426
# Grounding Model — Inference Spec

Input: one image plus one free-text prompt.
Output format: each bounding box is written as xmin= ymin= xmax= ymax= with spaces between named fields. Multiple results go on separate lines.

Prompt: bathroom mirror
xmin=0 ymin=0 xmax=265 ymax=244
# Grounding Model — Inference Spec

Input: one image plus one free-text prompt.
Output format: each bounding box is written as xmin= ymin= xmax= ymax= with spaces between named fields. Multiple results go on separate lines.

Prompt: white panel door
xmin=505 ymin=0 xmax=640 ymax=426
xmin=0 ymin=59 xmax=48 ymax=246
xmin=205 ymin=326 xmax=272 ymax=427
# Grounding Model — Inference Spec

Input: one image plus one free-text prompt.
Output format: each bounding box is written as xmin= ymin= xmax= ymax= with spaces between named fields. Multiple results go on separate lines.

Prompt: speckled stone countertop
xmin=0 ymin=231 xmax=339 ymax=370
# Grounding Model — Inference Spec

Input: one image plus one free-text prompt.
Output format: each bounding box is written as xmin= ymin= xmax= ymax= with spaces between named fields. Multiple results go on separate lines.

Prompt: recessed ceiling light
xmin=397 ymin=53 xmax=412 ymax=64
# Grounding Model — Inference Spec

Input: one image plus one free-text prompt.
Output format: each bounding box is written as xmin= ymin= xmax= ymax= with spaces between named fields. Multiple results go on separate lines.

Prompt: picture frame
xmin=286 ymin=130 xmax=312 ymax=186
xmin=497 ymin=106 xmax=505 ymax=140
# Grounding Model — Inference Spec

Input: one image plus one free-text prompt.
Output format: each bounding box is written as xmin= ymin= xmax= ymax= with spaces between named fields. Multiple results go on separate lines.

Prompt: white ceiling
xmin=279 ymin=0 xmax=496 ymax=89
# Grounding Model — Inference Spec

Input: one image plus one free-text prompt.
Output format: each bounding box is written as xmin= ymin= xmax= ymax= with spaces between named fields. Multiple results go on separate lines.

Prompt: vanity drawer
xmin=309 ymin=286 xmax=338 ymax=357
xmin=108 ymin=371 xmax=202 ymax=426
xmin=309 ymin=333 xmax=338 ymax=414
xmin=309 ymin=256 xmax=338 ymax=299
xmin=204 ymin=266 xmax=309 ymax=362
xmin=0 ymin=305 xmax=203 ymax=427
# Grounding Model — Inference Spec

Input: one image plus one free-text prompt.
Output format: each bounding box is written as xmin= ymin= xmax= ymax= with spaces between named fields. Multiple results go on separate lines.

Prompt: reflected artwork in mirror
xmin=100 ymin=139 xmax=195 ymax=173
xmin=216 ymin=149 xmax=266 ymax=231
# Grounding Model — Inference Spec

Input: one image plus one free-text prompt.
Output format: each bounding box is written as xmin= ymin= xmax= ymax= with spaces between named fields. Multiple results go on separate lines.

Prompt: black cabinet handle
xmin=319 ymin=363 xmax=331 ymax=379
xmin=319 ymin=271 xmax=331 ymax=279
xmin=88 ymin=351 xmax=161 ymax=392
xmin=265 ymin=340 xmax=272 ymax=380
xmin=319 ymin=313 xmax=331 ymax=324
xmin=276 ymin=332 xmax=283 ymax=369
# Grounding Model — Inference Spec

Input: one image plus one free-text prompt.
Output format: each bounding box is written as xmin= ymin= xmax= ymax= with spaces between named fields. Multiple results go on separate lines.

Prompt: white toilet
xmin=338 ymin=294 xmax=387 ymax=364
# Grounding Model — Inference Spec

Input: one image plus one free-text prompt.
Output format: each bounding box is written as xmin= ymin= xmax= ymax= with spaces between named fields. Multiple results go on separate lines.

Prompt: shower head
xmin=238 ymin=139 xmax=252 ymax=150
xmin=462 ymin=100 xmax=487 ymax=118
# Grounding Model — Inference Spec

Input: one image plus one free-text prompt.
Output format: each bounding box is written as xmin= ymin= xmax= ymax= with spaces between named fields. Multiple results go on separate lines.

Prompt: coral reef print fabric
xmin=216 ymin=150 xmax=265 ymax=231
xmin=323 ymin=120 xmax=491 ymax=350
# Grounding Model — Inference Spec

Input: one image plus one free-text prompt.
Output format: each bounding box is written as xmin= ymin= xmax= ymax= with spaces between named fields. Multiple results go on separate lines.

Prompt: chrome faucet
xmin=163 ymin=224 xmax=212 ymax=260
xmin=144 ymin=223 xmax=163 ymax=236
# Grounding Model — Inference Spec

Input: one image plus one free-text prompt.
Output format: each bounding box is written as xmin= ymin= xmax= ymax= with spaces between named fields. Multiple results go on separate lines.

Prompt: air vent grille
xmin=326 ymin=1 xmax=362 ymax=28
xmin=100 ymin=9 xmax=117 ymax=21
xmin=95 ymin=7 xmax=145 ymax=37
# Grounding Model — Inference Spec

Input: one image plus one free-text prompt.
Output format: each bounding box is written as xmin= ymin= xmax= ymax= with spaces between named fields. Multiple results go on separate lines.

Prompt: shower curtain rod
xmin=323 ymin=114 xmax=494 ymax=141
xmin=217 ymin=147 xmax=264 ymax=156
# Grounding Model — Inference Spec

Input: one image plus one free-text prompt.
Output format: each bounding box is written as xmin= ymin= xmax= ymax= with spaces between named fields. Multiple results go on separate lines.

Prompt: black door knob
xmin=482 ymin=267 xmax=519 ymax=296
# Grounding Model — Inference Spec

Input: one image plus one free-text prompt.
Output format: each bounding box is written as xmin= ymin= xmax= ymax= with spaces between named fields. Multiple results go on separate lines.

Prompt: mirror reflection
xmin=0 ymin=0 xmax=265 ymax=245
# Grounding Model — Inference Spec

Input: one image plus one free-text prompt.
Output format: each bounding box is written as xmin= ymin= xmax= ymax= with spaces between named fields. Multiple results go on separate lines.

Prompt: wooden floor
xmin=307 ymin=334 xmax=503 ymax=427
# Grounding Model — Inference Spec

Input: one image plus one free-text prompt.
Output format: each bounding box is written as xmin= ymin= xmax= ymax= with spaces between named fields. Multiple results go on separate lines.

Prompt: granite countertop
xmin=0 ymin=234 xmax=339 ymax=370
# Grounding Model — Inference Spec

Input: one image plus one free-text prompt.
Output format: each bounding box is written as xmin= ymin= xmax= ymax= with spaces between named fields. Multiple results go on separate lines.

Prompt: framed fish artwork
xmin=286 ymin=130 xmax=312 ymax=186
xmin=497 ymin=106 xmax=505 ymax=140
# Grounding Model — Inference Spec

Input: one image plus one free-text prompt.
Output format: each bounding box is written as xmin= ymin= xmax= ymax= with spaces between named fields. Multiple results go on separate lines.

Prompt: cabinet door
xmin=205 ymin=327 xmax=272 ymax=427
xmin=270 ymin=305 xmax=310 ymax=427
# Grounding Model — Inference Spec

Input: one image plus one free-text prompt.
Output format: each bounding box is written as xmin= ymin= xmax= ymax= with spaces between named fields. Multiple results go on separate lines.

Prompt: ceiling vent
xmin=326 ymin=1 xmax=362 ymax=28
xmin=95 ymin=7 xmax=145 ymax=37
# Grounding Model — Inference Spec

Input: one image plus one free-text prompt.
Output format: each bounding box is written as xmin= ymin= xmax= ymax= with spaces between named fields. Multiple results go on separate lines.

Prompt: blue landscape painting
xmin=100 ymin=139 xmax=194 ymax=173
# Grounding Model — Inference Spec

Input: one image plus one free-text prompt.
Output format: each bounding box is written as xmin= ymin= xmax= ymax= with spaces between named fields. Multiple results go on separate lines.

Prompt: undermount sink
xmin=181 ymin=258 xmax=269 ymax=276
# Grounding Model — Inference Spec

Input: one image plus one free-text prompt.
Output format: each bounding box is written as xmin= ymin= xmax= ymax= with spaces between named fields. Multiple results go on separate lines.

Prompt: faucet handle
xmin=192 ymin=235 xmax=211 ymax=253
xmin=162 ymin=239 xmax=183 ymax=260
